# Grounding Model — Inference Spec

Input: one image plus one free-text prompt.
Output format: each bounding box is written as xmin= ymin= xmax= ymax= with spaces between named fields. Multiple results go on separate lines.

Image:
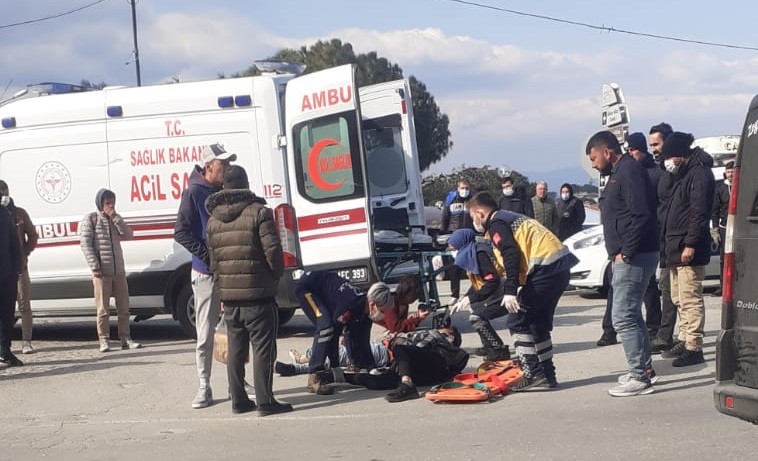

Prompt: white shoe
xmin=121 ymin=338 xmax=142 ymax=350
xmin=617 ymin=367 xmax=659 ymax=385
xmin=608 ymin=378 xmax=654 ymax=397
xmin=99 ymin=340 xmax=110 ymax=353
xmin=192 ymin=387 xmax=212 ymax=409
xmin=21 ymin=341 xmax=34 ymax=354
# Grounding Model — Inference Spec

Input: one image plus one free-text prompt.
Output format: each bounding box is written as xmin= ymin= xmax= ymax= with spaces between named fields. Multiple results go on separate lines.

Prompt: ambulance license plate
xmin=336 ymin=267 xmax=368 ymax=284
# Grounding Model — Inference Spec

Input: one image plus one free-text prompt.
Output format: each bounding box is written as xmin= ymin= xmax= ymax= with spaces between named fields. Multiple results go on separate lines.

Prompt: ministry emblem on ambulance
xmin=35 ymin=161 xmax=72 ymax=204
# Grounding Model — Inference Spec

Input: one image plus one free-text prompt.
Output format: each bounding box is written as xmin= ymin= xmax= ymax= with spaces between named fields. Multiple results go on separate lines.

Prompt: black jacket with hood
xmin=660 ymin=148 xmax=715 ymax=267
xmin=555 ymin=183 xmax=586 ymax=241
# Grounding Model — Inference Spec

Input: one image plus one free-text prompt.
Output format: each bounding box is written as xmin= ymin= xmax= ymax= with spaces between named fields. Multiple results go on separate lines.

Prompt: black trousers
xmin=225 ymin=302 xmax=278 ymax=407
xmin=0 ymin=274 xmax=18 ymax=354
xmin=602 ymin=274 xmax=662 ymax=337
xmin=506 ymin=268 xmax=569 ymax=339
xmin=446 ymin=261 xmax=465 ymax=299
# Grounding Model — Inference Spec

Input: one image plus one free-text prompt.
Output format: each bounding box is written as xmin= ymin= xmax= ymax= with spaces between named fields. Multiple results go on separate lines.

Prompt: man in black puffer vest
xmin=205 ymin=165 xmax=292 ymax=417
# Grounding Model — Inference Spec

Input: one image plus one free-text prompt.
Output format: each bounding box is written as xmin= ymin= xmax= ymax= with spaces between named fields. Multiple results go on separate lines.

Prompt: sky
xmin=2 ymin=0 xmax=757 ymax=185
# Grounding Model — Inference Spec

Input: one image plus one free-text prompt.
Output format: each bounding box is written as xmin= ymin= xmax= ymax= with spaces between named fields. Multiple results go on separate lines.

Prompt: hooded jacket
xmin=79 ymin=189 xmax=133 ymax=276
xmin=1 ymin=197 xmax=37 ymax=268
xmin=174 ymin=166 xmax=220 ymax=274
xmin=0 ymin=205 xmax=21 ymax=280
xmin=555 ymin=183 xmax=586 ymax=241
xmin=659 ymin=148 xmax=715 ymax=267
xmin=205 ymin=189 xmax=283 ymax=303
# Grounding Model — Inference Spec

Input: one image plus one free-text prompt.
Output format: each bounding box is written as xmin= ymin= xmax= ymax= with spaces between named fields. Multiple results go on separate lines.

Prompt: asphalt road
xmin=0 ymin=288 xmax=754 ymax=461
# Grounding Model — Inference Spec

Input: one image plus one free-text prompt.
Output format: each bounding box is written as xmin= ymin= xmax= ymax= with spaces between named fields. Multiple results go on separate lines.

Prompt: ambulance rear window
xmin=293 ymin=111 xmax=365 ymax=202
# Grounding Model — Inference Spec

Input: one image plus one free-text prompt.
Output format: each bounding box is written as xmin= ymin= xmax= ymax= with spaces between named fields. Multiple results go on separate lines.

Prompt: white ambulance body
xmin=0 ymin=65 xmax=426 ymax=336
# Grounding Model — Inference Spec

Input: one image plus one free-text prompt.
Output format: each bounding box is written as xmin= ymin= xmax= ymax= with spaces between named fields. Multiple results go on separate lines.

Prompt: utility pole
xmin=130 ymin=0 xmax=142 ymax=86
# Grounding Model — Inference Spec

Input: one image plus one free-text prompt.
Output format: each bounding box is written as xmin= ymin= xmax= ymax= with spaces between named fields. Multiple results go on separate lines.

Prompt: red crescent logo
xmin=308 ymin=138 xmax=345 ymax=191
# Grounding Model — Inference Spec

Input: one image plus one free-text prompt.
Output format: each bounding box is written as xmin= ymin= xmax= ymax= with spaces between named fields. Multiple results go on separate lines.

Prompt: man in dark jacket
xmin=586 ymin=130 xmax=659 ymax=397
xmin=205 ymin=165 xmax=292 ymax=416
xmin=556 ymin=183 xmax=585 ymax=241
xmin=658 ymin=132 xmax=715 ymax=367
xmin=0 ymin=204 xmax=22 ymax=366
xmin=597 ymin=133 xmax=662 ymax=346
xmin=441 ymin=179 xmax=474 ymax=300
xmin=711 ymin=160 xmax=734 ymax=296
xmin=174 ymin=143 xmax=236 ymax=409
xmin=499 ymin=177 xmax=534 ymax=217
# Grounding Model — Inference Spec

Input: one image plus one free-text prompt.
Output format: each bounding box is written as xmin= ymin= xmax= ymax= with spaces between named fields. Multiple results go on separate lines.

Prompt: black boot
xmin=596 ymin=331 xmax=618 ymax=347
xmin=540 ymin=359 xmax=558 ymax=389
xmin=472 ymin=316 xmax=507 ymax=359
xmin=511 ymin=333 xmax=547 ymax=391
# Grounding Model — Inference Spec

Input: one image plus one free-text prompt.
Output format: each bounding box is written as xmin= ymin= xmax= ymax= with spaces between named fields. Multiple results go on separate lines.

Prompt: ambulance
xmin=0 ymin=64 xmax=427 ymax=336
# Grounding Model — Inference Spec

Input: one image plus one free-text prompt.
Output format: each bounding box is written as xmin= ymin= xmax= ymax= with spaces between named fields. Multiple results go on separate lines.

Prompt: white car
xmin=564 ymin=223 xmax=721 ymax=295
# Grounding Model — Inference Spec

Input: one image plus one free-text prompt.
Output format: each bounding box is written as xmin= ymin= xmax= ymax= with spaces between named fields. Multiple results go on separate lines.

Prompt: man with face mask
xmin=441 ymin=179 xmax=474 ymax=301
xmin=0 ymin=180 xmax=38 ymax=354
xmin=711 ymin=160 xmax=734 ymax=297
xmin=468 ymin=192 xmax=578 ymax=389
xmin=586 ymin=131 xmax=659 ymax=397
xmin=499 ymin=177 xmax=534 ymax=217
xmin=658 ymin=132 xmax=714 ymax=367
xmin=555 ymin=183 xmax=585 ymax=241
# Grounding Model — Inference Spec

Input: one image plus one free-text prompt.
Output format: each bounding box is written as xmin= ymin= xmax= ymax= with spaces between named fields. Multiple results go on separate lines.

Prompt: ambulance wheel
xmin=175 ymin=283 xmax=197 ymax=339
xmin=277 ymin=308 xmax=296 ymax=326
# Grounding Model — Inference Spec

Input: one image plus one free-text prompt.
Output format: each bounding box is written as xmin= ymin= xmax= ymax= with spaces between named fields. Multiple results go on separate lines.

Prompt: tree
xmin=422 ymin=165 xmax=531 ymax=206
xmin=230 ymin=39 xmax=452 ymax=171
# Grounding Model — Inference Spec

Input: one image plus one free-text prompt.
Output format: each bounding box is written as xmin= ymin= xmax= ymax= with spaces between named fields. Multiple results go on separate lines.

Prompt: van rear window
xmin=364 ymin=116 xmax=408 ymax=197
xmin=293 ymin=111 xmax=365 ymax=203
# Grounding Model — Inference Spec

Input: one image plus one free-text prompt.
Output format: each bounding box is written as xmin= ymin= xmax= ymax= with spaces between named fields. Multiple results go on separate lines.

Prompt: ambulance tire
xmin=175 ymin=283 xmax=197 ymax=339
xmin=277 ymin=308 xmax=296 ymax=326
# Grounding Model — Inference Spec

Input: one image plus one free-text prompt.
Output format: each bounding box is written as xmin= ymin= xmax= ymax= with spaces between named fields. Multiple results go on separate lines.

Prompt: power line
xmin=0 ymin=0 xmax=112 ymax=30
xmin=433 ymin=0 xmax=758 ymax=52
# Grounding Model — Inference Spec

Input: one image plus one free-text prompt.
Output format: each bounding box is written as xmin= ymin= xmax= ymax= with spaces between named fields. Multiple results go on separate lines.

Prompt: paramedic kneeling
xmin=468 ymin=192 xmax=578 ymax=389
xmin=294 ymin=271 xmax=379 ymax=395
xmin=448 ymin=228 xmax=511 ymax=362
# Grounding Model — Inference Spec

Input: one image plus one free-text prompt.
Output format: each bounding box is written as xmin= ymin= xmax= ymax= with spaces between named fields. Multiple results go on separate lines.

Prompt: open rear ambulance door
xmin=284 ymin=64 xmax=377 ymax=285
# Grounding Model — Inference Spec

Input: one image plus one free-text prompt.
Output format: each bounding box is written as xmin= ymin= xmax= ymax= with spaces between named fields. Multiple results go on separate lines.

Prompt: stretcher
xmin=425 ymin=360 xmax=524 ymax=403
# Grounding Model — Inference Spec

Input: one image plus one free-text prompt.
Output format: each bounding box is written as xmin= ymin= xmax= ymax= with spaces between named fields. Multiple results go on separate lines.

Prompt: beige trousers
xmin=670 ymin=265 xmax=706 ymax=351
xmin=93 ymin=274 xmax=131 ymax=341
xmin=16 ymin=267 xmax=32 ymax=341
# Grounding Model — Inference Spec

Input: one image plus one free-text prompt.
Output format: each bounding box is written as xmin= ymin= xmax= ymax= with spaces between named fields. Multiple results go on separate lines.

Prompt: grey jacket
xmin=79 ymin=211 xmax=133 ymax=276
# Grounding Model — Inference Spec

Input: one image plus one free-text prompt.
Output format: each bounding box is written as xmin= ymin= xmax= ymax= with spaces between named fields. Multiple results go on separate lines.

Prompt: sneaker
xmin=661 ymin=341 xmax=686 ymax=359
xmin=650 ymin=338 xmax=673 ymax=355
xmin=121 ymin=338 xmax=142 ymax=350
xmin=191 ymin=387 xmax=213 ymax=409
xmin=275 ymin=361 xmax=298 ymax=377
xmin=231 ymin=399 xmax=256 ymax=414
xmin=484 ymin=346 xmax=511 ymax=362
xmin=289 ymin=349 xmax=308 ymax=364
xmin=385 ymin=382 xmax=420 ymax=403
xmin=596 ymin=333 xmax=618 ymax=347
xmin=511 ymin=371 xmax=548 ymax=392
xmin=672 ymin=349 xmax=705 ymax=367
xmin=0 ymin=352 xmax=24 ymax=367
xmin=21 ymin=341 xmax=34 ymax=355
xmin=99 ymin=340 xmax=110 ymax=353
xmin=608 ymin=378 xmax=654 ymax=397
xmin=307 ymin=372 xmax=335 ymax=395
xmin=618 ymin=367 xmax=659 ymax=385
xmin=258 ymin=401 xmax=294 ymax=417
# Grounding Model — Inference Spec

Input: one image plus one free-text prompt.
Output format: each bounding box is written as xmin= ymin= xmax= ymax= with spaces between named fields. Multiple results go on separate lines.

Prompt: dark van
xmin=714 ymin=95 xmax=758 ymax=423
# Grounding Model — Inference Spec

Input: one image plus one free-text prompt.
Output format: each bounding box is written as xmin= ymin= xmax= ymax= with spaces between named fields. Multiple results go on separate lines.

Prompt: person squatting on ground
xmin=441 ymin=179 xmax=475 ymax=301
xmin=205 ymin=165 xmax=293 ymax=416
xmin=597 ymin=132 xmax=662 ymax=347
xmin=0 ymin=203 xmax=22 ymax=366
xmin=294 ymin=271 xmax=379 ymax=395
xmin=0 ymin=180 xmax=38 ymax=354
xmin=586 ymin=131 xmax=659 ymax=397
xmin=372 ymin=275 xmax=430 ymax=334
xmin=447 ymin=228 xmax=511 ymax=362
xmin=79 ymin=188 xmax=141 ymax=353
xmin=658 ymin=132 xmax=715 ymax=367
xmin=174 ymin=143 xmax=236 ymax=409
xmin=468 ymin=192 xmax=578 ymax=389
xmin=711 ymin=160 xmax=734 ymax=297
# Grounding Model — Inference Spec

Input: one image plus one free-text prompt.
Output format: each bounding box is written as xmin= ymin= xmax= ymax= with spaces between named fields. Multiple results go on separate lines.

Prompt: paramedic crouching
xmin=294 ymin=271 xmax=380 ymax=395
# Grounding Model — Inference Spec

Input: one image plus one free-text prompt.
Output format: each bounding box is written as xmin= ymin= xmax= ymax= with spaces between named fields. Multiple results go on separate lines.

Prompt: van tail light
xmin=274 ymin=204 xmax=299 ymax=268
xmin=723 ymin=168 xmax=739 ymax=305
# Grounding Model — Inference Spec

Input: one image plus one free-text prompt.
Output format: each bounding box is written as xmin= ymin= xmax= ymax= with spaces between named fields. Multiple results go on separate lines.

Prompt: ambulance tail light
xmin=723 ymin=168 xmax=739 ymax=305
xmin=275 ymin=204 xmax=299 ymax=268
xmin=401 ymin=99 xmax=407 ymax=115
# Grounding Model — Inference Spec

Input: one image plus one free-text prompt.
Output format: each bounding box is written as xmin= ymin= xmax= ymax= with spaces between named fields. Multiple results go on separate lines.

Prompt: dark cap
xmin=660 ymin=132 xmax=695 ymax=159
xmin=725 ymin=160 xmax=735 ymax=170
xmin=626 ymin=132 xmax=648 ymax=154
xmin=223 ymin=165 xmax=249 ymax=189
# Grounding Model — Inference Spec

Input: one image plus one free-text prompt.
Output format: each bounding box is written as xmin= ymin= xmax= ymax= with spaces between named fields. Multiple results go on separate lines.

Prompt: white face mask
xmin=368 ymin=310 xmax=385 ymax=322
xmin=503 ymin=188 xmax=514 ymax=197
xmin=473 ymin=220 xmax=485 ymax=233
xmin=458 ymin=188 xmax=470 ymax=198
xmin=664 ymin=159 xmax=679 ymax=174
xmin=0 ymin=196 xmax=9 ymax=207
xmin=724 ymin=179 xmax=731 ymax=186
xmin=450 ymin=250 xmax=459 ymax=258
xmin=561 ymin=193 xmax=570 ymax=201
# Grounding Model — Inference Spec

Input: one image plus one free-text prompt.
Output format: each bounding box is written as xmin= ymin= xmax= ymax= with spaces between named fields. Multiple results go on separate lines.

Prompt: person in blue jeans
xmin=586 ymin=131 xmax=660 ymax=397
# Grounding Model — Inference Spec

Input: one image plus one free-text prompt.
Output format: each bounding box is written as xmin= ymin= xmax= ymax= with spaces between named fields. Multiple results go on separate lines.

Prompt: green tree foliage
xmin=229 ymin=39 xmax=452 ymax=171
xmin=422 ymin=165 xmax=531 ymax=206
